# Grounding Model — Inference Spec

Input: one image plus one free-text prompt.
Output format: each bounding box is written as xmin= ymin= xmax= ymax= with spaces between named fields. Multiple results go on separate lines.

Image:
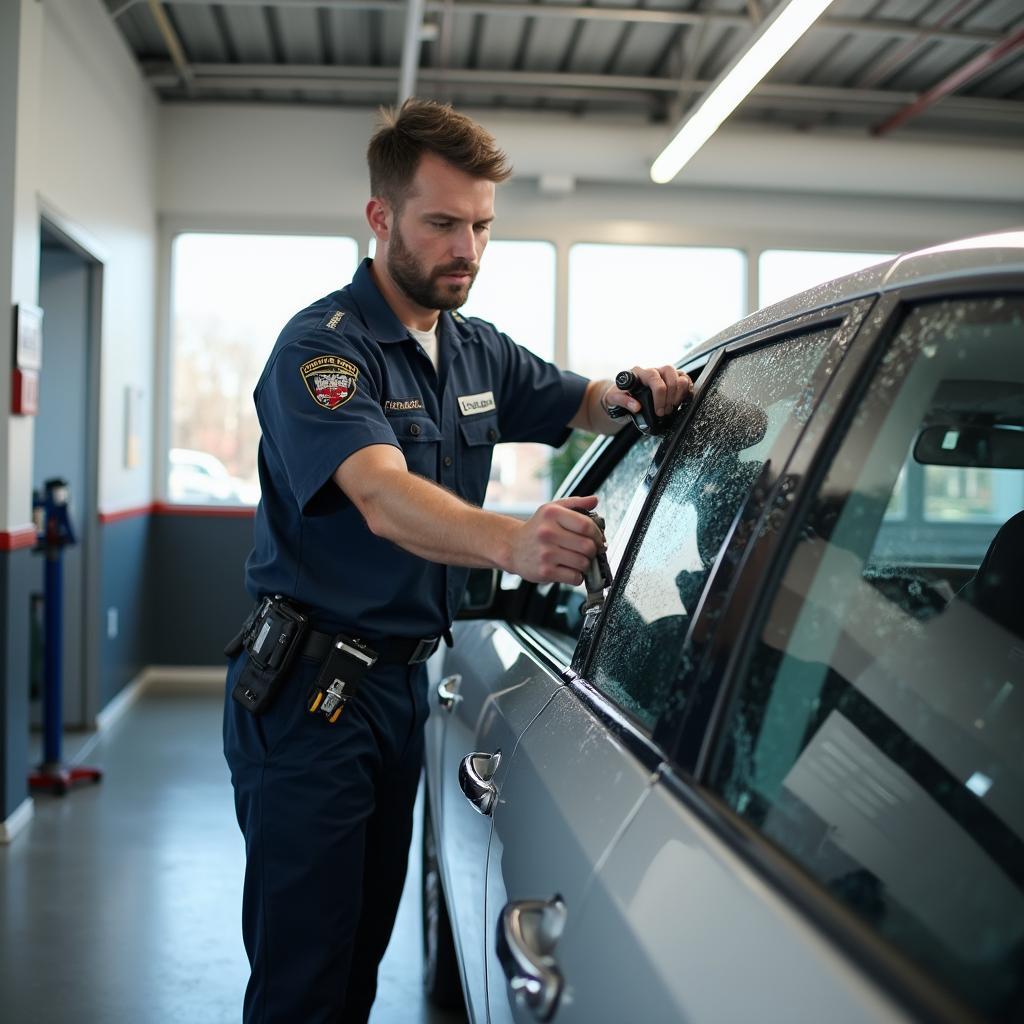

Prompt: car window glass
xmin=707 ymin=295 xmax=1024 ymax=1019
xmin=588 ymin=328 xmax=834 ymax=730
xmin=525 ymin=432 xmax=662 ymax=656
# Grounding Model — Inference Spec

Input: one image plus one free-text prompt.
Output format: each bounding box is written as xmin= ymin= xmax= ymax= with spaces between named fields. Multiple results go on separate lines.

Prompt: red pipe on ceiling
xmin=872 ymin=26 xmax=1024 ymax=136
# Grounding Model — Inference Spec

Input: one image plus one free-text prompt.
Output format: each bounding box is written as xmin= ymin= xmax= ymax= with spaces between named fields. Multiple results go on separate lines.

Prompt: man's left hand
xmin=604 ymin=365 xmax=692 ymax=418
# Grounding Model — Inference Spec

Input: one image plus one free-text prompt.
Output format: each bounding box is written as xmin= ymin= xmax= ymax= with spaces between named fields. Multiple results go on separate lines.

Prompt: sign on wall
xmin=11 ymin=303 xmax=44 ymax=416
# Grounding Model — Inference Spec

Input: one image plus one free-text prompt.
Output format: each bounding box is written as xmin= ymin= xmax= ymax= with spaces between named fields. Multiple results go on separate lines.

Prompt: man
xmin=223 ymin=99 xmax=690 ymax=1024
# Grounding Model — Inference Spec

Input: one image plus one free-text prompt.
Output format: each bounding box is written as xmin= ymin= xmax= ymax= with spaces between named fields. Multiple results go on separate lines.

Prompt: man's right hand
xmin=335 ymin=444 xmax=605 ymax=580
xmin=509 ymin=495 xmax=604 ymax=585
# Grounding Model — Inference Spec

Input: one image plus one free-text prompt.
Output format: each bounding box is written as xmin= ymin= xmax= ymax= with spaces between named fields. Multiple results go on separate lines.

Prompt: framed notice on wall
xmin=11 ymin=304 xmax=43 ymax=415
xmin=13 ymin=303 xmax=43 ymax=370
xmin=124 ymin=385 xmax=144 ymax=469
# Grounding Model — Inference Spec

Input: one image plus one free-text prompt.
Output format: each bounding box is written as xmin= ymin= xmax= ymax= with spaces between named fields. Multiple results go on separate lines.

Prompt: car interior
xmin=710 ymin=296 xmax=1024 ymax=1021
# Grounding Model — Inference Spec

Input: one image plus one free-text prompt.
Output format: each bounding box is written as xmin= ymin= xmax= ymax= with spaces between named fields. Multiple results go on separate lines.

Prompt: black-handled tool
xmin=582 ymin=512 xmax=612 ymax=610
xmin=605 ymin=369 xmax=675 ymax=436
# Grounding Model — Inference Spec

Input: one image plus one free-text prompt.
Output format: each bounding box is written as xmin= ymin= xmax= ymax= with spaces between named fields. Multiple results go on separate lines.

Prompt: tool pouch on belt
xmin=230 ymin=597 xmax=308 ymax=715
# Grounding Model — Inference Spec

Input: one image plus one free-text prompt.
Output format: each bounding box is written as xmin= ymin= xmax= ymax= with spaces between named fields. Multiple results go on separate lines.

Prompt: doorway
xmin=31 ymin=221 xmax=101 ymax=729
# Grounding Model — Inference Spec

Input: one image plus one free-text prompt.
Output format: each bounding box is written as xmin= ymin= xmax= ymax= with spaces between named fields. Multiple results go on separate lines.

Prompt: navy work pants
xmin=223 ymin=651 xmax=428 ymax=1024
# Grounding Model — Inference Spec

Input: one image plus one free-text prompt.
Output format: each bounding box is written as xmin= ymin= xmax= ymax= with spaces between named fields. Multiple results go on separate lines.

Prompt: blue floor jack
xmin=28 ymin=479 xmax=102 ymax=796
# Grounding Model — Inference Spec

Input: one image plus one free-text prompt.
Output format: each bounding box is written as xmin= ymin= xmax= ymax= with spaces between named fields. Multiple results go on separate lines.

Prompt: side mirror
xmin=457 ymin=568 xmax=500 ymax=618
xmin=456 ymin=568 xmax=527 ymax=622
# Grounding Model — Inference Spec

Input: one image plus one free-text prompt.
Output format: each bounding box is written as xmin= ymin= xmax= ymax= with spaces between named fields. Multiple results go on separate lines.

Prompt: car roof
xmin=688 ymin=229 xmax=1024 ymax=362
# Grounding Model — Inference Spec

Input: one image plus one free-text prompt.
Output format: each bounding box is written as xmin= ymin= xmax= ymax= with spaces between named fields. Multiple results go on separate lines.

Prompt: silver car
xmin=422 ymin=230 xmax=1024 ymax=1024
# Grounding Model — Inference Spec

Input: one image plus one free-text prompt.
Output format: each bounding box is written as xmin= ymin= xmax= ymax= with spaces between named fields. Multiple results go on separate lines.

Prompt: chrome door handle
xmin=497 ymin=896 xmax=567 ymax=1022
xmin=458 ymin=750 xmax=500 ymax=816
xmin=436 ymin=674 xmax=462 ymax=711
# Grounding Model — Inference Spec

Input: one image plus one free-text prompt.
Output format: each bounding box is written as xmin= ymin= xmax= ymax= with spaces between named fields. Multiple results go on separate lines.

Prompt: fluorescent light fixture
xmin=651 ymin=0 xmax=835 ymax=184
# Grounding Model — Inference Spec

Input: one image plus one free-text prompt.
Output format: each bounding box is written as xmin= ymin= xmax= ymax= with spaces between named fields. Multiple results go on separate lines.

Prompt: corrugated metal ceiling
xmin=105 ymin=0 xmax=1024 ymax=139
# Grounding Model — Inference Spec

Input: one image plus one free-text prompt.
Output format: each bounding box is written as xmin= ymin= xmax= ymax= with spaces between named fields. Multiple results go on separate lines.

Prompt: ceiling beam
xmin=141 ymin=60 xmax=1024 ymax=123
xmin=146 ymin=0 xmax=195 ymax=95
xmin=398 ymin=0 xmax=428 ymax=102
xmin=110 ymin=0 xmax=1006 ymax=48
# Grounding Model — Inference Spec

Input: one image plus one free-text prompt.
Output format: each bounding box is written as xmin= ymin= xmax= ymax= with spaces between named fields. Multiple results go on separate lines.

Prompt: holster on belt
xmin=229 ymin=596 xmax=309 ymax=715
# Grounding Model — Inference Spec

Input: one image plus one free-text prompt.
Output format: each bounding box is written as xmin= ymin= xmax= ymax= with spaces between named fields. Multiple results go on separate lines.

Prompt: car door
xmin=547 ymin=287 xmax=1024 ymax=1024
xmin=693 ymin=288 xmax=1024 ymax=1022
xmin=484 ymin=304 xmax=873 ymax=1024
xmin=425 ymin=425 xmax=665 ymax=1023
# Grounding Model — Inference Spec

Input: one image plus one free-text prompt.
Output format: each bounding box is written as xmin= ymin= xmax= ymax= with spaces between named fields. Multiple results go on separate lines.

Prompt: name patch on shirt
xmin=300 ymin=355 xmax=359 ymax=410
xmin=458 ymin=391 xmax=496 ymax=416
xmin=384 ymin=398 xmax=425 ymax=413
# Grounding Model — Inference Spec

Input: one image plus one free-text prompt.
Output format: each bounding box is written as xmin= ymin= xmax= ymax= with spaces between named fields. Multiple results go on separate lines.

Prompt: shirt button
xmin=443 ymin=455 xmax=453 ymax=468
xmin=409 ymin=423 xmax=421 ymax=437
xmin=488 ymin=428 xmax=498 ymax=442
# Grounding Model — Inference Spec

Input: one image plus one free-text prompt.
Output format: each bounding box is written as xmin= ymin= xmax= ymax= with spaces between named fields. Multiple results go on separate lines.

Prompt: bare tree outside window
xmin=169 ymin=233 xmax=359 ymax=505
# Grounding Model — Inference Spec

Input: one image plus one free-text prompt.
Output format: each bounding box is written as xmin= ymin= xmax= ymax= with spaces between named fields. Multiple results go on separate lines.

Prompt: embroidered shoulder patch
xmin=300 ymin=355 xmax=359 ymax=410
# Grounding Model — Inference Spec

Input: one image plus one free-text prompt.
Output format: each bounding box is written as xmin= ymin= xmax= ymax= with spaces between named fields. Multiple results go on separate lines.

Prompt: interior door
xmin=33 ymin=233 xmax=93 ymax=727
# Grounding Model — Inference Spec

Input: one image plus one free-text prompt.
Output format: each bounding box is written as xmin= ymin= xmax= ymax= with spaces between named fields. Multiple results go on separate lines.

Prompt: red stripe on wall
xmin=153 ymin=502 xmax=255 ymax=518
xmin=97 ymin=503 xmax=156 ymax=524
xmin=0 ymin=525 xmax=38 ymax=551
xmin=98 ymin=502 xmax=256 ymax=523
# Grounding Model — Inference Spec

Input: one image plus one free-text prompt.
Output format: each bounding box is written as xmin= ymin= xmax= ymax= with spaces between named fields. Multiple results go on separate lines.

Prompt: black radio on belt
xmin=231 ymin=596 xmax=309 ymax=715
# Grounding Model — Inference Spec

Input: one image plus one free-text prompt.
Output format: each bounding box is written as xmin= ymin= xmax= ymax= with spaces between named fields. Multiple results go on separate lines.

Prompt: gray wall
xmin=145 ymin=513 xmax=253 ymax=667
xmin=98 ymin=514 xmax=151 ymax=709
xmin=1 ymin=548 xmax=34 ymax=819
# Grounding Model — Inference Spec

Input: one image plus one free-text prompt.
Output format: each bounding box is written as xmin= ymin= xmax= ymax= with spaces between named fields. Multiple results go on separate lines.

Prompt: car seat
xmin=954 ymin=508 xmax=1024 ymax=640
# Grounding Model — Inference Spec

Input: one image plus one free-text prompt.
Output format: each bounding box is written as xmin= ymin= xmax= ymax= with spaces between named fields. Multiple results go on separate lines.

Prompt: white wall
xmin=159 ymin=103 xmax=1024 ymax=254
xmin=0 ymin=0 xmax=159 ymax=529
xmin=157 ymin=101 xmax=1023 ymax=380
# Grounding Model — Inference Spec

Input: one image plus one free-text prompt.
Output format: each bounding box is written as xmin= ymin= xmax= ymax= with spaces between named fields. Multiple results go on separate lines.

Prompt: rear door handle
xmin=436 ymin=673 xmax=462 ymax=711
xmin=497 ymin=896 xmax=567 ymax=1022
xmin=458 ymin=750 xmax=500 ymax=815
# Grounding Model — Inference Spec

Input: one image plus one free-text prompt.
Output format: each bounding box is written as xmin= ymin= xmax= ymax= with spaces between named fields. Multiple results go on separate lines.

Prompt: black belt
xmin=300 ymin=627 xmax=444 ymax=665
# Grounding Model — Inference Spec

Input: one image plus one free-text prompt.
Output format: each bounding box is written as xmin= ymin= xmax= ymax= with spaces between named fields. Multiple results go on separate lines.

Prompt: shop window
xmin=168 ymin=232 xmax=359 ymax=505
xmin=758 ymin=249 xmax=894 ymax=309
xmin=568 ymin=243 xmax=745 ymax=382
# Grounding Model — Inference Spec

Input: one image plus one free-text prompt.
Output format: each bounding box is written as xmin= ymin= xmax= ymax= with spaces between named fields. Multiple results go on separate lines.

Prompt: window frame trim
xmin=574 ymin=299 xmax=875 ymax=758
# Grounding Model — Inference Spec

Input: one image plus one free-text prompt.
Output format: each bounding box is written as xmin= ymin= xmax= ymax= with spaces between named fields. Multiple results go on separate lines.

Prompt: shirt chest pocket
xmin=458 ymin=414 xmax=502 ymax=505
xmin=391 ymin=415 xmax=443 ymax=478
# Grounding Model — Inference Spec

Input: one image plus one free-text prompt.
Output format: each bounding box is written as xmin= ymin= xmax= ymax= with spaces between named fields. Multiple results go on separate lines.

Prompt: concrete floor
xmin=2 ymin=682 xmax=468 ymax=1024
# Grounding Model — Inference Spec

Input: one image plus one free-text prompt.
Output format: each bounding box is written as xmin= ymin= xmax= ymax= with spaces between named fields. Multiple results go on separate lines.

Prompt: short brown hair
xmin=367 ymin=99 xmax=512 ymax=209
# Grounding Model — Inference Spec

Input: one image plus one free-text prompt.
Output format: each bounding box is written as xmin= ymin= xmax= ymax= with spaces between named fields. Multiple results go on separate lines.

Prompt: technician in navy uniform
xmin=223 ymin=99 xmax=690 ymax=1024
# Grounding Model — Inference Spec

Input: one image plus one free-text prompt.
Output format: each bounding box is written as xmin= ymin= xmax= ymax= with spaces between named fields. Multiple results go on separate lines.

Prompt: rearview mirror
xmin=914 ymin=425 xmax=1024 ymax=469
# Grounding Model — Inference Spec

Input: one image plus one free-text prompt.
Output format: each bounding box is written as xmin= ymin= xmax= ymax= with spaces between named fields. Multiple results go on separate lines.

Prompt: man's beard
xmin=387 ymin=225 xmax=478 ymax=312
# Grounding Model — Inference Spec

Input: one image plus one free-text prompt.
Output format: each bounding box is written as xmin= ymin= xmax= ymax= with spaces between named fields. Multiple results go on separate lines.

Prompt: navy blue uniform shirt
xmin=246 ymin=258 xmax=589 ymax=640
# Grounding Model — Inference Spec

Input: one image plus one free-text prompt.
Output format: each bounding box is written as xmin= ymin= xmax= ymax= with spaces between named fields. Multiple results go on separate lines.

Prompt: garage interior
xmin=0 ymin=1 xmax=1021 ymax=1021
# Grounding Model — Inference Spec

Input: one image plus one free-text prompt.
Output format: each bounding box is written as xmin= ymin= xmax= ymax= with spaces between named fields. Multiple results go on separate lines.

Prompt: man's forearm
xmin=335 ymin=444 xmax=603 ymax=586
xmin=351 ymin=463 xmax=520 ymax=570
